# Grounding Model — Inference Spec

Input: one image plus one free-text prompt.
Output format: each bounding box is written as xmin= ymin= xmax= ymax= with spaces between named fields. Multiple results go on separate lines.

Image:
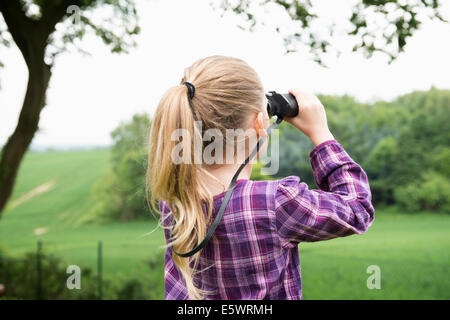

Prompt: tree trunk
xmin=0 ymin=60 xmax=52 ymax=215
xmin=0 ymin=1 xmax=69 ymax=217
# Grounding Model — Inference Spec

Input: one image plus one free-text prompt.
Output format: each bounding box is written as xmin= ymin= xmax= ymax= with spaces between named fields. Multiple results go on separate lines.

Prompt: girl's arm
xmin=274 ymin=139 xmax=375 ymax=247
xmin=274 ymin=90 xmax=375 ymax=247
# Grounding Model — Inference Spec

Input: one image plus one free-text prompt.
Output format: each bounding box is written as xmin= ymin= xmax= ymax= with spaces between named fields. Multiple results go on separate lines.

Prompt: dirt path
xmin=8 ymin=180 xmax=56 ymax=210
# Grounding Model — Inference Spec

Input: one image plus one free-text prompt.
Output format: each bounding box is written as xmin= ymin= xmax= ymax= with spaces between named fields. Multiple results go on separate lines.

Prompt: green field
xmin=0 ymin=149 xmax=449 ymax=299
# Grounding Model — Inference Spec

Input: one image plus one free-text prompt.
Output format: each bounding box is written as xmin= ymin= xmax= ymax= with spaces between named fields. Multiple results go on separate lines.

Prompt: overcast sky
xmin=1 ymin=0 xmax=449 ymax=148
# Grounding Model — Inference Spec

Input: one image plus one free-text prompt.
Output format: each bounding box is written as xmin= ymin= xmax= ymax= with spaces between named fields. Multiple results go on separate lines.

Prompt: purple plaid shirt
xmin=159 ymin=140 xmax=375 ymax=300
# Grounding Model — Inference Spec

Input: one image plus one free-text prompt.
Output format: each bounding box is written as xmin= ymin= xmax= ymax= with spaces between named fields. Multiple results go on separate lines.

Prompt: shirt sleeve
xmin=274 ymin=140 xmax=375 ymax=248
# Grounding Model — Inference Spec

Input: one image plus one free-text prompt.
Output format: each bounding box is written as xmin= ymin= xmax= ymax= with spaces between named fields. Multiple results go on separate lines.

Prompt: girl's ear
xmin=254 ymin=112 xmax=267 ymax=138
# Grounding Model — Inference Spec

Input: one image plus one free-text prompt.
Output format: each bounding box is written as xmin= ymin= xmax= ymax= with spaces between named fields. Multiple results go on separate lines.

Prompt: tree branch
xmin=0 ymin=0 xmax=36 ymax=64
xmin=40 ymin=0 xmax=79 ymax=39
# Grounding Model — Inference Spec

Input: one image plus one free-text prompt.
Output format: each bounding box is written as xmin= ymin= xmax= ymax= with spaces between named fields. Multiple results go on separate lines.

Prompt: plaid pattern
xmin=159 ymin=140 xmax=375 ymax=300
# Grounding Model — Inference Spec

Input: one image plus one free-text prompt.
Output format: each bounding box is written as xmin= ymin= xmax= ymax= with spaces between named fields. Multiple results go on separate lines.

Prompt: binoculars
xmin=266 ymin=91 xmax=299 ymax=118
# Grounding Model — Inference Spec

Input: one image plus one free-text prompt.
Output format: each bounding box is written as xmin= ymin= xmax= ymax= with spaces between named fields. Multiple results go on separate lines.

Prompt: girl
xmin=146 ymin=56 xmax=375 ymax=300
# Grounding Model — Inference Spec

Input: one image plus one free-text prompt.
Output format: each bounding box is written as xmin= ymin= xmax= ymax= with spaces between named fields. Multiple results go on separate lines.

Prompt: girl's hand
xmin=284 ymin=89 xmax=335 ymax=146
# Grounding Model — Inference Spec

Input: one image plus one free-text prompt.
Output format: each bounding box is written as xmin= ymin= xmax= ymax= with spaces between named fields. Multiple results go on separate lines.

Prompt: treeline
xmin=87 ymin=88 xmax=450 ymax=222
xmin=276 ymin=88 xmax=450 ymax=212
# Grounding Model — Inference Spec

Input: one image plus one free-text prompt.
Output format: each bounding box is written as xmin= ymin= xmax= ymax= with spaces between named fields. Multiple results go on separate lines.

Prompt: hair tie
xmin=183 ymin=82 xmax=195 ymax=99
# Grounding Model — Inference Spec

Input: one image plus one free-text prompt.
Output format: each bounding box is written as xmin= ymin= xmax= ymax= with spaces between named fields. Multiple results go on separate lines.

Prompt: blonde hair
xmin=146 ymin=56 xmax=264 ymax=299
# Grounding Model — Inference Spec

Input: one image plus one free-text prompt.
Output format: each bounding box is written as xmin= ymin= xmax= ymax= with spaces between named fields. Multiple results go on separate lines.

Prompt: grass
xmin=300 ymin=211 xmax=450 ymax=299
xmin=0 ymin=149 xmax=449 ymax=299
xmin=0 ymin=149 xmax=164 ymax=277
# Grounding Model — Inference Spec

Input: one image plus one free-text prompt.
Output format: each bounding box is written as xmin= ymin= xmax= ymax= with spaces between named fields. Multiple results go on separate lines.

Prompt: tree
xmin=218 ymin=0 xmax=446 ymax=65
xmin=83 ymin=114 xmax=150 ymax=223
xmin=0 ymin=0 xmax=446 ymax=217
xmin=0 ymin=0 xmax=139 ymax=216
xmin=391 ymin=88 xmax=450 ymax=186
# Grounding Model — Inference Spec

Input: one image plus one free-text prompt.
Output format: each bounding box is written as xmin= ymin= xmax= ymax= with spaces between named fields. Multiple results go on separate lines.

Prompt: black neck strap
xmin=173 ymin=116 xmax=283 ymax=258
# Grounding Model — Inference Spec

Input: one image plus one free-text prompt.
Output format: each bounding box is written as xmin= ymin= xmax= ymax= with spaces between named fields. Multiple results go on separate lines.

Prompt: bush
xmin=85 ymin=114 xmax=153 ymax=223
xmin=102 ymin=253 xmax=165 ymax=300
xmin=394 ymin=183 xmax=422 ymax=213
xmin=0 ymin=247 xmax=165 ymax=300
xmin=395 ymin=171 xmax=450 ymax=213
xmin=86 ymin=148 xmax=149 ymax=223
xmin=0 ymin=249 xmax=97 ymax=299
xmin=421 ymin=172 xmax=450 ymax=212
xmin=433 ymin=147 xmax=450 ymax=179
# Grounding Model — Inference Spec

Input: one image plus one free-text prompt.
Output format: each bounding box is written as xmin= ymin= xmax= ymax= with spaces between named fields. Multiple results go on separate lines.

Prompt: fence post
xmin=36 ymin=240 xmax=42 ymax=300
xmin=97 ymin=240 xmax=103 ymax=300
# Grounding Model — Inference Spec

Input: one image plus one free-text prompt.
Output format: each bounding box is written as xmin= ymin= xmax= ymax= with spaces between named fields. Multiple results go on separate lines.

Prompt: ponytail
xmin=146 ymin=84 xmax=213 ymax=299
